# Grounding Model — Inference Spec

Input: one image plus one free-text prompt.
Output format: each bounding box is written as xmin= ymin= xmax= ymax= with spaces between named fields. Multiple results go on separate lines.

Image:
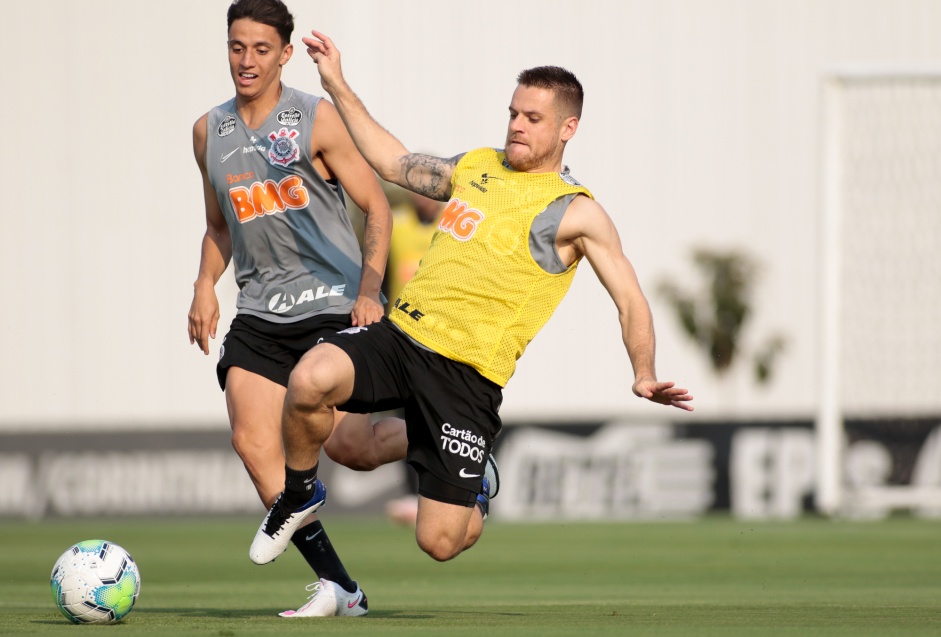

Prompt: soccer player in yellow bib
xmin=249 ymin=31 xmax=695 ymax=567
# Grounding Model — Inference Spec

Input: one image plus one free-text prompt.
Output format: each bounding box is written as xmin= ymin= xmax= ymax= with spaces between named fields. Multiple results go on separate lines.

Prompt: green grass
xmin=1 ymin=516 xmax=939 ymax=635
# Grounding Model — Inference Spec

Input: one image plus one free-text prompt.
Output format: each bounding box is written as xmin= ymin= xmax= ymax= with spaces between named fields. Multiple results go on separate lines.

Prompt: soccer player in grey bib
xmin=188 ymin=0 xmax=407 ymax=617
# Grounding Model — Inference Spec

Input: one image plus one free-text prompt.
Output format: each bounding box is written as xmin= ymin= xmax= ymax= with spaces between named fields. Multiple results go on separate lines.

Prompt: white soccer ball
xmin=50 ymin=539 xmax=140 ymax=624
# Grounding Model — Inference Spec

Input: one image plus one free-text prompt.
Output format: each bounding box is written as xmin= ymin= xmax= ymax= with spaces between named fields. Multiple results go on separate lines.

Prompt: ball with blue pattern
xmin=50 ymin=539 xmax=140 ymax=624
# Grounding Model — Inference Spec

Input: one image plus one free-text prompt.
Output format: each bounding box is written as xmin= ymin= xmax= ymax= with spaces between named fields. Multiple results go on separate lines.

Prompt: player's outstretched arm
xmin=559 ymin=196 xmax=694 ymax=411
xmin=302 ymin=30 xmax=459 ymax=201
xmin=188 ymin=114 xmax=232 ymax=355
xmin=312 ymin=100 xmax=390 ymax=326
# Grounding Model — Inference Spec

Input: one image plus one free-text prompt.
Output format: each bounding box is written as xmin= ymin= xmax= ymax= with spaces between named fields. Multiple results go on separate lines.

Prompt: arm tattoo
xmin=362 ymin=222 xmax=381 ymax=268
xmin=358 ymin=208 xmax=389 ymax=294
xmin=400 ymin=153 xmax=464 ymax=201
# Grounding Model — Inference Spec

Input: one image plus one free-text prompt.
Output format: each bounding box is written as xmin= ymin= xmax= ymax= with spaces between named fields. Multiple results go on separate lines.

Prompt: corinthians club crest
xmin=267 ymin=127 xmax=301 ymax=167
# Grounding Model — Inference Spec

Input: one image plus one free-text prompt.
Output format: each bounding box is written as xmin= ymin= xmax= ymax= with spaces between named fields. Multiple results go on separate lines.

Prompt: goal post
xmin=817 ymin=70 xmax=941 ymax=516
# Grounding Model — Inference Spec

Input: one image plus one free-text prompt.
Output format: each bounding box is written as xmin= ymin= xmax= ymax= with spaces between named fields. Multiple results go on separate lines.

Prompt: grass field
xmin=1 ymin=516 xmax=939 ymax=636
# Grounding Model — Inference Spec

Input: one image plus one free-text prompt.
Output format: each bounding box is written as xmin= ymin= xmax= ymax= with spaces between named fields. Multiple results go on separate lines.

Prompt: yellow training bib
xmin=389 ymin=148 xmax=592 ymax=386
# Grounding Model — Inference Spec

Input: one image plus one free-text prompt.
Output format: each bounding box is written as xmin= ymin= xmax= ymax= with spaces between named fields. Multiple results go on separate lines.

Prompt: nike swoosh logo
xmin=348 ymin=594 xmax=362 ymax=609
xmin=220 ymin=147 xmax=239 ymax=162
xmin=305 ymin=529 xmax=323 ymax=542
xmin=459 ymin=468 xmax=481 ymax=478
xmin=303 ymin=477 xmax=316 ymax=484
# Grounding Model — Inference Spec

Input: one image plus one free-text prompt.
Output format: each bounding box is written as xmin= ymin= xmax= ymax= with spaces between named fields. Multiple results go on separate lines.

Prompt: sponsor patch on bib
xmin=277 ymin=107 xmax=303 ymax=126
xmin=217 ymin=115 xmax=236 ymax=137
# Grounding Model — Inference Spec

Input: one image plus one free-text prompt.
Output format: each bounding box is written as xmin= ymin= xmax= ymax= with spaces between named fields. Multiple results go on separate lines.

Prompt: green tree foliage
xmin=658 ymin=249 xmax=786 ymax=384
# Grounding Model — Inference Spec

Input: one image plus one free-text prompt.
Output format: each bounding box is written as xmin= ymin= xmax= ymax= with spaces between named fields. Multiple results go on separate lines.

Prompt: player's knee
xmin=286 ymin=356 xmax=335 ymax=410
xmin=229 ymin=427 xmax=258 ymax=462
xmin=415 ymin=528 xmax=464 ymax=562
xmin=417 ymin=537 xmax=461 ymax=562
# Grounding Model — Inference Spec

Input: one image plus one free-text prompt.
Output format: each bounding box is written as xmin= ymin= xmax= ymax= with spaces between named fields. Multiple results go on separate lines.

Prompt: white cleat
xmin=278 ymin=579 xmax=368 ymax=617
xmin=249 ymin=481 xmax=326 ymax=565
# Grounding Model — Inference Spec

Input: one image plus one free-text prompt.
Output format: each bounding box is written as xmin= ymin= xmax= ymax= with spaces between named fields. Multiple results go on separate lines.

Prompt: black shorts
xmin=216 ymin=313 xmax=353 ymax=390
xmin=323 ymin=317 xmax=503 ymax=506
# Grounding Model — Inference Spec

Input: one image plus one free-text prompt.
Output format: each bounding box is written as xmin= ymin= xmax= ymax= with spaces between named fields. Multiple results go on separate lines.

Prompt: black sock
xmin=283 ymin=463 xmax=319 ymax=508
xmin=291 ymin=520 xmax=357 ymax=593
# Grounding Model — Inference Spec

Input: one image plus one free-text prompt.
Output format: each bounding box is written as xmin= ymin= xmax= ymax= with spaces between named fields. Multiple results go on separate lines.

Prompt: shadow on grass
xmin=129 ymin=607 xmax=526 ymax=620
xmin=131 ymin=607 xmax=429 ymax=619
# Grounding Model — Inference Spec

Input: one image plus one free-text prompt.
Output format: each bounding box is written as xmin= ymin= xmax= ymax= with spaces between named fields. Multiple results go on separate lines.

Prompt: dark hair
xmin=516 ymin=66 xmax=584 ymax=119
xmin=227 ymin=0 xmax=295 ymax=45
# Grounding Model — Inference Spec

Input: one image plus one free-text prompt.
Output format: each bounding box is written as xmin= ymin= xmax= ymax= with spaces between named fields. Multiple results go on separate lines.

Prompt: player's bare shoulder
xmin=557 ymin=194 xmax=611 ymax=243
xmin=310 ymin=99 xmax=343 ymax=147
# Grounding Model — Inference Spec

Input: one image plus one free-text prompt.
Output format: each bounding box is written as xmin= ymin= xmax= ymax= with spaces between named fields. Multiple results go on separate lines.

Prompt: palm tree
xmin=658 ymin=248 xmax=785 ymax=384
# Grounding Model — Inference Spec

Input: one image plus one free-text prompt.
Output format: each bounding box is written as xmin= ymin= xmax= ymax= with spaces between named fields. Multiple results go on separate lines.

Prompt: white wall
xmin=2 ymin=0 xmax=940 ymax=430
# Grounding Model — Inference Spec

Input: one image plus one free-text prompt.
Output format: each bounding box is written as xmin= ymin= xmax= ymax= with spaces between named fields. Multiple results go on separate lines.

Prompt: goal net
xmin=818 ymin=72 xmax=941 ymax=516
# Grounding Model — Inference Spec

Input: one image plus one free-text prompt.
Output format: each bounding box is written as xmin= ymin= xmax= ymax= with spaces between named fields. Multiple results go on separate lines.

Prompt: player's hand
xmin=303 ymin=30 xmax=344 ymax=94
xmin=350 ymin=293 xmax=384 ymax=327
xmin=632 ymin=378 xmax=694 ymax=411
xmin=188 ymin=283 xmax=220 ymax=355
